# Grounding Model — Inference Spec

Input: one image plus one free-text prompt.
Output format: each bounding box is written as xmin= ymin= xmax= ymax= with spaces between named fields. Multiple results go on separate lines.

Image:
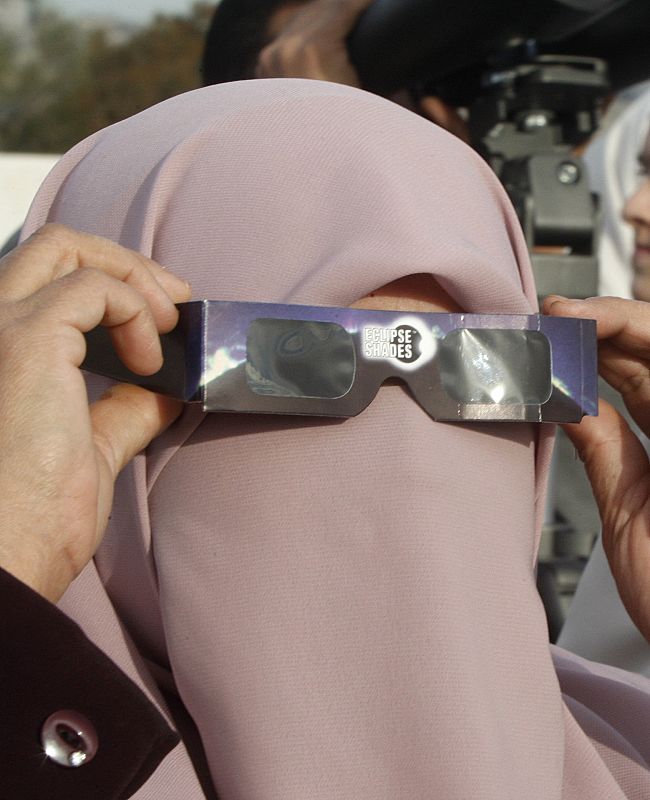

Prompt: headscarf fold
xmin=23 ymin=79 xmax=650 ymax=799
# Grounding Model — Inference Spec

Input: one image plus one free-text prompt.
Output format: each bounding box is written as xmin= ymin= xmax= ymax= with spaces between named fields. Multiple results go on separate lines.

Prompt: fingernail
xmin=542 ymin=294 xmax=574 ymax=312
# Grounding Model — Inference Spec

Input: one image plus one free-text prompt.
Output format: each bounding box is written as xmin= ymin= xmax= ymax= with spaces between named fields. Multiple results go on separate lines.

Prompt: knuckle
xmin=35 ymin=222 xmax=75 ymax=250
xmin=617 ymin=365 xmax=650 ymax=399
xmin=574 ymin=428 xmax=614 ymax=470
xmin=64 ymin=265 xmax=105 ymax=290
xmin=26 ymin=224 xmax=80 ymax=279
xmin=256 ymin=46 xmax=277 ymax=72
xmin=68 ymin=268 xmax=148 ymax=316
xmin=131 ymin=300 xmax=154 ymax=326
xmin=258 ymin=37 xmax=307 ymax=76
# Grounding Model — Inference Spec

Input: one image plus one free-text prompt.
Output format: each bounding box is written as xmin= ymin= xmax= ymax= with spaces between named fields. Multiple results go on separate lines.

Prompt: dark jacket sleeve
xmin=0 ymin=566 xmax=179 ymax=800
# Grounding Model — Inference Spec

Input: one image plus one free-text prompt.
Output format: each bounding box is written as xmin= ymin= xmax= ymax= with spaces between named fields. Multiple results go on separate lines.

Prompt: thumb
xmin=90 ymin=383 xmax=183 ymax=481
xmin=89 ymin=384 xmax=184 ymax=544
xmin=565 ymin=400 xmax=650 ymax=641
xmin=562 ymin=398 xmax=650 ymax=535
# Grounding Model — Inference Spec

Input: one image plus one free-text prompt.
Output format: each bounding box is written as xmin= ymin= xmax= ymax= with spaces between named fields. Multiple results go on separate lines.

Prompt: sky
xmin=43 ymin=0 xmax=204 ymax=24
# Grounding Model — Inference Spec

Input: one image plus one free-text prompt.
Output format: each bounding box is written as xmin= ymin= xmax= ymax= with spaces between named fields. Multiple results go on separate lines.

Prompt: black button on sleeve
xmin=0 ymin=567 xmax=179 ymax=800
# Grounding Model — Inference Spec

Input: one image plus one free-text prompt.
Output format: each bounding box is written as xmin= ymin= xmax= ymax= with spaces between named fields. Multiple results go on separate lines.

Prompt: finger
xmin=256 ymin=41 xmax=293 ymax=78
xmin=90 ymin=384 xmax=183 ymax=479
xmin=543 ymin=295 xmax=650 ymax=358
xmin=89 ymin=385 xmax=184 ymax=536
xmin=257 ymin=34 xmax=340 ymax=81
xmin=544 ymin=295 xmax=650 ymax=434
xmin=255 ymin=0 xmax=373 ymax=80
xmin=20 ymin=267 xmax=167 ymax=375
xmin=282 ymin=0 xmax=374 ymax=36
xmin=563 ymin=400 xmax=650 ymax=642
xmin=418 ymin=96 xmax=470 ymax=143
xmin=0 ymin=225 xmax=191 ymax=329
xmin=562 ymin=398 xmax=650 ymax=533
xmin=595 ymin=340 xmax=650 ymax=431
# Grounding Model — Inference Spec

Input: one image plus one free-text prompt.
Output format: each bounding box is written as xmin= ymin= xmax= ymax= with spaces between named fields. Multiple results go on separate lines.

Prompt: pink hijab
xmin=23 ymin=80 xmax=650 ymax=799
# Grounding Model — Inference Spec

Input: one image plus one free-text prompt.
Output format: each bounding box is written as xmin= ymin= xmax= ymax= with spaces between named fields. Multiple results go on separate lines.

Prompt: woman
xmin=6 ymin=79 xmax=650 ymax=798
xmin=558 ymin=97 xmax=650 ymax=676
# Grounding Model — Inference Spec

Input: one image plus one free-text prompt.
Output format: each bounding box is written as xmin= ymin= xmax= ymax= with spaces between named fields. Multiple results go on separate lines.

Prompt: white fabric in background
xmin=0 ymin=152 xmax=59 ymax=246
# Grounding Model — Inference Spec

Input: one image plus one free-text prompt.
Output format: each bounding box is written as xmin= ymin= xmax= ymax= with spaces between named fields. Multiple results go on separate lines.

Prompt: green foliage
xmin=0 ymin=2 xmax=214 ymax=153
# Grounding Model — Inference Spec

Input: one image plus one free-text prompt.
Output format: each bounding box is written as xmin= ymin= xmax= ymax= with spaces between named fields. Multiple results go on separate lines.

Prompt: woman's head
xmin=24 ymin=80 xmax=535 ymax=311
xmin=23 ymin=80 xmax=561 ymax=799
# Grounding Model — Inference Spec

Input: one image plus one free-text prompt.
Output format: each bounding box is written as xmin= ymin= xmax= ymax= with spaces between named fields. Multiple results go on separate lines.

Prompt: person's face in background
xmin=623 ymin=131 xmax=650 ymax=301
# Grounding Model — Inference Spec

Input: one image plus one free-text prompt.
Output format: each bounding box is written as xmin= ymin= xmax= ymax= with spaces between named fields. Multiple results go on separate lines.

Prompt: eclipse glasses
xmin=82 ymin=300 xmax=597 ymax=423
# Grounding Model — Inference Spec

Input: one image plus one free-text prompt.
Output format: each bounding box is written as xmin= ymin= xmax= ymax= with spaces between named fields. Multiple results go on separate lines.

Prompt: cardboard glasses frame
xmin=82 ymin=300 xmax=598 ymax=424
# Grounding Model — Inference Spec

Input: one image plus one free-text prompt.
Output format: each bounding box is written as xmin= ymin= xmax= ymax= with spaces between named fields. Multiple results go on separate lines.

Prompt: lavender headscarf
xmin=23 ymin=80 xmax=650 ymax=799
